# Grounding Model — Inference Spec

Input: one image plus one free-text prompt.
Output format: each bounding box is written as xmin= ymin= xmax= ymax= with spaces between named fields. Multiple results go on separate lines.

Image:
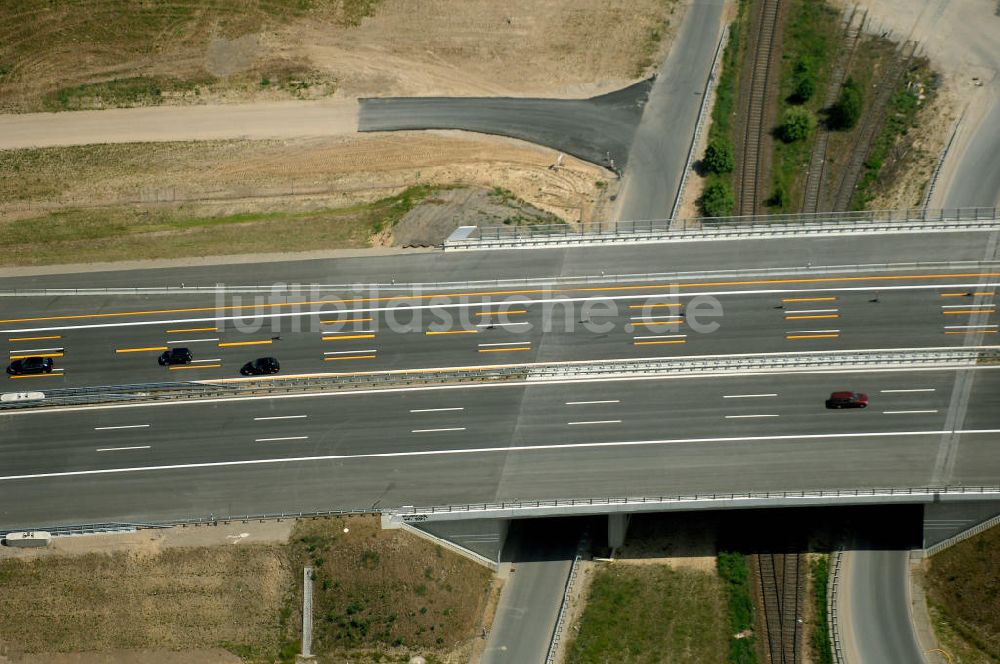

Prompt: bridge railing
xmin=394 ymin=486 xmax=1000 ymax=519
xmin=447 ymin=207 xmax=1000 ymax=248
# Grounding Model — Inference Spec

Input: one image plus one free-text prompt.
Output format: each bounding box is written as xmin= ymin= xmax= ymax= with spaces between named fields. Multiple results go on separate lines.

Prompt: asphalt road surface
xmin=614 ymin=0 xmax=726 ymax=221
xmin=839 ymin=549 xmax=926 ymax=664
xmin=2 ymin=366 xmax=998 ymax=528
xmin=359 ymin=79 xmax=653 ymax=170
xmin=2 ymin=259 xmax=998 ymax=388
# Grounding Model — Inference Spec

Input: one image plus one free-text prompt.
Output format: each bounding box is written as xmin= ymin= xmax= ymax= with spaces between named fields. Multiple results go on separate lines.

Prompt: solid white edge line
xmin=8 ymin=280 xmax=1000 ymax=333
xmin=324 ymin=350 xmax=378 ymax=355
xmin=93 ymin=424 xmax=150 ymax=430
xmin=785 ymin=329 xmax=841 ymax=334
xmin=478 ymin=342 xmax=533 ymax=347
xmin=409 ymin=407 xmax=465 ymax=413
xmin=565 ymin=400 xmax=621 ymax=405
xmin=8 ymin=428 xmax=1000 ymax=482
xmin=8 ymin=347 xmax=64 ymax=354
xmin=475 ymin=322 xmax=531 ymax=327
xmin=633 ymin=334 xmax=687 ymax=340
xmin=882 ymin=410 xmax=940 ymax=415
xmin=253 ymin=415 xmax=308 ymax=421
xmin=411 ymin=427 xmax=466 ymax=433
xmin=567 ymin=420 xmax=622 ymax=425
xmin=723 ymin=394 xmax=778 ymax=398
xmin=941 ymin=304 xmax=996 ymax=308
xmin=879 ymin=389 xmax=936 ymax=393
xmin=190 ymin=359 xmax=222 ymax=364
xmin=783 ymin=309 xmax=840 ymax=314
xmin=167 ymin=338 xmax=219 ymax=344
xmin=255 ymin=436 xmax=309 ymax=442
xmin=96 ymin=445 xmax=150 ymax=452
xmin=725 ymin=414 xmax=780 ymax=419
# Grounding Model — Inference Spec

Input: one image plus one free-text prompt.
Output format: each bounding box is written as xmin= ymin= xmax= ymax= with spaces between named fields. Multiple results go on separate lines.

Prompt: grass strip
xmin=810 ymin=555 xmax=834 ymax=664
xmin=717 ymin=552 xmax=759 ymax=664
xmin=567 ymin=563 xmax=728 ymax=664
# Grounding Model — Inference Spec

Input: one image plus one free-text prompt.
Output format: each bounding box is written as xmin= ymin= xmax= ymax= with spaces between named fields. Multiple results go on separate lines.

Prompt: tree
xmin=703 ymin=138 xmax=735 ymax=174
xmin=698 ymin=179 xmax=735 ymax=218
xmin=777 ymin=106 xmax=816 ymax=143
xmin=789 ymin=56 xmax=817 ymax=104
xmin=829 ymin=77 xmax=863 ymax=130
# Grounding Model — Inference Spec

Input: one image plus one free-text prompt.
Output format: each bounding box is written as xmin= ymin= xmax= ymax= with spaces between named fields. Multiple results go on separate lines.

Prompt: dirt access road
xmin=0 ymin=99 xmax=358 ymax=149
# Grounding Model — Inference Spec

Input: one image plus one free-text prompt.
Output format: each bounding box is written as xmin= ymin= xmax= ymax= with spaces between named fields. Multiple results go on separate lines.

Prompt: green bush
xmin=789 ymin=56 xmax=818 ymax=103
xmin=703 ymin=138 xmax=735 ymax=174
xmin=699 ymin=179 xmax=735 ymax=218
xmin=777 ymin=106 xmax=817 ymax=143
xmin=829 ymin=77 xmax=863 ymax=130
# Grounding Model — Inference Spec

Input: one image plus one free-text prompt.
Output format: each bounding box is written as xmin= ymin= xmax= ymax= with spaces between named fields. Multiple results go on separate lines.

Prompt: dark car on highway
xmin=6 ymin=356 xmax=54 ymax=376
xmin=825 ymin=391 xmax=869 ymax=409
xmin=240 ymin=357 xmax=280 ymax=376
xmin=158 ymin=347 xmax=193 ymax=366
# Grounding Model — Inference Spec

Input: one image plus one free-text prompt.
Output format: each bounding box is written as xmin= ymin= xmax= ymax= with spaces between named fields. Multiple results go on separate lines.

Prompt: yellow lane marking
xmin=322 ymin=334 xmax=377 ymax=341
xmin=940 ymin=292 xmax=995 ymax=297
xmin=169 ymin=364 xmax=222 ymax=370
xmin=9 ymin=353 xmax=63 ymax=359
xmin=478 ymin=347 xmax=532 ymax=353
xmin=7 ymin=335 xmax=62 ymax=342
xmin=425 ymin=330 xmax=479 ymax=335
xmin=782 ymin=297 xmax=838 ymax=303
xmin=945 ymin=330 xmax=998 ymax=334
xmin=786 ymin=334 xmax=840 ymax=339
xmin=784 ymin=314 xmax=840 ymax=320
xmin=8 ymin=271 xmax=1000 ymax=324
xmin=628 ymin=303 xmax=682 ymax=309
xmin=320 ymin=317 xmax=372 ymax=324
xmin=323 ymin=355 xmax=377 ymax=361
xmin=633 ymin=340 xmax=687 ymax=345
xmin=475 ymin=310 xmax=528 ymax=316
xmin=942 ymin=310 xmax=994 ymax=315
xmin=9 ymin=373 xmax=62 ymax=379
xmin=218 ymin=340 xmax=273 ymax=347
xmin=166 ymin=327 xmax=218 ymax=333
xmin=115 ymin=346 xmax=168 ymax=353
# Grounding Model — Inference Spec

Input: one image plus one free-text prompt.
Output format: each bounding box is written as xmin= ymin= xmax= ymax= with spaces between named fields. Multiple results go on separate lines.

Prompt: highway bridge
xmin=2 ymin=228 xmax=1000 ymax=534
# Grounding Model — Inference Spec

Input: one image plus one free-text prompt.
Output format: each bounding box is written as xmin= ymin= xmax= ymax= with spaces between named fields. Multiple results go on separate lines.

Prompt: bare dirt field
xmin=0 ymin=0 xmax=680 ymax=113
xmin=0 ymin=132 xmax=611 ymax=267
xmin=0 ymin=516 xmax=494 ymax=664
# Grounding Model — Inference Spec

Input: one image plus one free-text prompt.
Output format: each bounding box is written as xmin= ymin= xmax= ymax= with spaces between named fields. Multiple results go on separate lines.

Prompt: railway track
xmin=831 ymin=40 xmax=919 ymax=211
xmin=801 ymin=7 xmax=867 ymax=213
xmin=736 ymin=0 xmax=783 ymax=216
xmin=757 ymin=552 xmax=804 ymax=664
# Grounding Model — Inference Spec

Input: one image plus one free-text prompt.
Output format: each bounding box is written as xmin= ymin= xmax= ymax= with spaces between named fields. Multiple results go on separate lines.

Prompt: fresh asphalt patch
xmin=358 ymin=79 xmax=654 ymax=170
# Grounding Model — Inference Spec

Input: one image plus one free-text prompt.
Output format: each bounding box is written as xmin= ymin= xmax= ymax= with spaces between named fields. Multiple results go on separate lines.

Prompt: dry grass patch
xmin=0 ymin=0 xmax=680 ymax=112
xmin=290 ymin=516 xmax=493 ymax=662
xmin=565 ymin=563 xmax=728 ymax=664
xmin=0 ymin=185 xmax=436 ymax=267
xmin=0 ymin=544 xmax=293 ymax=657
xmin=925 ymin=523 xmax=1000 ymax=661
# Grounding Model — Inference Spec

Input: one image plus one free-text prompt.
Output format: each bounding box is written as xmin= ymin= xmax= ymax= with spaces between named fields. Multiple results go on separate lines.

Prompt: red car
xmin=826 ymin=391 xmax=869 ymax=409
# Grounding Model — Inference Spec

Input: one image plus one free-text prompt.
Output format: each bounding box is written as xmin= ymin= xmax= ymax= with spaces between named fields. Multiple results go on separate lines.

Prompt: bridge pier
xmin=608 ymin=513 xmax=630 ymax=549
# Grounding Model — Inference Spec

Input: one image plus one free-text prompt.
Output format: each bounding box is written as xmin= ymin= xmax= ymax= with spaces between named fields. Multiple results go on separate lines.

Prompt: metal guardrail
xmin=3 ymin=260 xmax=999 ymax=297
xmin=445 ymin=207 xmax=1000 ymax=250
xmin=924 ymin=512 xmax=1000 ymax=557
xmin=2 ymin=349 xmax=994 ymax=410
xmin=396 ymin=486 xmax=1000 ymax=519
xmin=829 ymin=551 xmax=846 ymax=664
xmin=545 ymin=553 xmax=582 ymax=664
xmin=670 ymin=25 xmax=730 ymax=222
xmin=0 ymin=509 xmax=377 ymax=538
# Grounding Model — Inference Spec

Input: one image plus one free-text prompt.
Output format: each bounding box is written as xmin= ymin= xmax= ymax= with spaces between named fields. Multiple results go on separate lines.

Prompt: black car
xmin=6 ymin=356 xmax=54 ymax=375
xmin=158 ymin=347 xmax=193 ymax=366
xmin=240 ymin=357 xmax=280 ymax=376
